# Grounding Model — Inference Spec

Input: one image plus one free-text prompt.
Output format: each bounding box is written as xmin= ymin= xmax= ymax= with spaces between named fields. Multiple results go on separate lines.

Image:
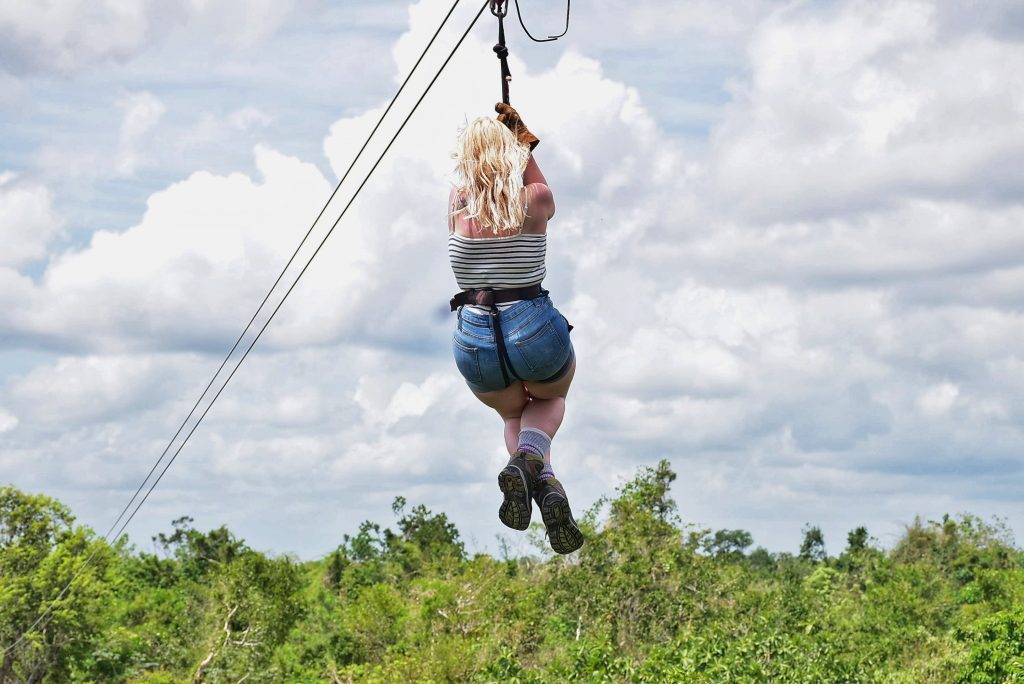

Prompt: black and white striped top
xmin=448 ymin=232 xmax=547 ymax=291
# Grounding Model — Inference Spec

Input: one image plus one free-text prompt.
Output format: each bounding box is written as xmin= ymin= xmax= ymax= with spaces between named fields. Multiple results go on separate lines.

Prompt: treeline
xmin=1 ymin=461 xmax=1023 ymax=682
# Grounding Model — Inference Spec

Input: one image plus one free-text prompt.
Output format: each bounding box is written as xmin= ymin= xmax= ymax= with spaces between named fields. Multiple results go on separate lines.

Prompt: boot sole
xmin=498 ymin=465 xmax=532 ymax=530
xmin=540 ymin=492 xmax=584 ymax=554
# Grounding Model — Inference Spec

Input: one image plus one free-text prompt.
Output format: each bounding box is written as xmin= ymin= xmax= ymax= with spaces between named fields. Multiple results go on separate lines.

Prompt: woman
xmin=447 ymin=103 xmax=583 ymax=554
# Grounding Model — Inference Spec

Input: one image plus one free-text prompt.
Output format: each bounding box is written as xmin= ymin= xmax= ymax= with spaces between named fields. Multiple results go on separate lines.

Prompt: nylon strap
xmin=492 ymin=2 xmax=511 ymax=104
xmin=489 ymin=302 xmax=520 ymax=386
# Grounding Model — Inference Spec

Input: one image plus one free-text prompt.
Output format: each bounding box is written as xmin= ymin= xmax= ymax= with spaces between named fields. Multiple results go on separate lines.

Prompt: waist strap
xmin=449 ymin=284 xmax=544 ymax=312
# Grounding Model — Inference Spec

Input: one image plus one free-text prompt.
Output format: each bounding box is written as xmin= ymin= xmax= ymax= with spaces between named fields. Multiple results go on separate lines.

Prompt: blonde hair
xmin=451 ymin=117 xmax=530 ymax=235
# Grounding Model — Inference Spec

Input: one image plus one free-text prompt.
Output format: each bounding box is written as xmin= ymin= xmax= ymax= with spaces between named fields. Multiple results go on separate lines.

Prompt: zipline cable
xmin=1 ymin=0 xmax=489 ymax=657
xmin=110 ymin=0 xmax=489 ymax=560
xmin=95 ymin=0 xmax=464 ymax=559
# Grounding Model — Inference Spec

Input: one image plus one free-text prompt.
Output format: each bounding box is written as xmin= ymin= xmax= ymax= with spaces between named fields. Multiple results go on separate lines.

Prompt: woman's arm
xmin=524 ymin=155 xmax=555 ymax=219
xmin=524 ymin=154 xmax=547 ymax=186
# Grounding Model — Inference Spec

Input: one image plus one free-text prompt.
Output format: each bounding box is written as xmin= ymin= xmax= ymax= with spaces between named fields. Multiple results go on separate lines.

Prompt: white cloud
xmin=0 ymin=408 xmax=17 ymax=434
xmin=12 ymin=146 xmax=334 ymax=351
xmin=0 ymin=1 xmax=154 ymax=75
xmin=6 ymin=354 xmax=186 ymax=426
xmin=175 ymin=107 xmax=274 ymax=156
xmin=2 ymin=0 xmax=1024 ymax=559
xmin=0 ymin=172 xmax=64 ymax=268
xmin=0 ymin=0 xmax=310 ymax=77
xmin=227 ymin=107 xmax=273 ymax=132
xmin=712 ymin=0 xmax=1024 ymax=220
xmin=183 ymin=0 xmax=309 ymax=49
xmin=116 ymin=91 xmax=167 ymax=176
xmin=559 ymin=0 xmax=776 ymax=48
xmin=918 ymin=382 xmax=959 ymax=417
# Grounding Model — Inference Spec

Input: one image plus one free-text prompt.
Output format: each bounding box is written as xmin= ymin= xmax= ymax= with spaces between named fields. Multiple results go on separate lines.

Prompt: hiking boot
xmin=534 ymin=476 xmax=584 ymax=554
xmin=497 ymin=451 xmax=544 ymax=530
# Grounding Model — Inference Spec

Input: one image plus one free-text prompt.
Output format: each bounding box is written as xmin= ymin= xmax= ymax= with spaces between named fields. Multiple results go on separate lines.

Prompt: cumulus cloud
xmin=0 ymin=408 xmax=17 ymax=434
xmin=2 ymin=0 xmax=1023 ymax=558
xmin=711 ymin=0 xmax=1024 ymax=220
xmin=8 ymin=146 xmax=334 ymax=352
xmin=0 ymin=172 xmax=64 ymax=268
xmin=0 ymin=0 xmax=308 ymax=77
xmin=115 ymin=91 xmax=167 ymax=176
xmin=6 ymin=354 xmax=187 ymax=427
xmin=918 ymin=382 xmax=958 ymax=417
xmin=0 ymin=1 xmax=155 ymax=75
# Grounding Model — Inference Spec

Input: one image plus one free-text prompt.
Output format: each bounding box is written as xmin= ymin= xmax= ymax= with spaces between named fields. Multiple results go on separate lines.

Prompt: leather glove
xmin=495 ymin=102 xmax=540 ymax=151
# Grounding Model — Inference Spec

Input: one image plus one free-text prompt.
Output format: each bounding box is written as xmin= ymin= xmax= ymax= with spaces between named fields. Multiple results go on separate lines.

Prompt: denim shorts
xmin=452 ymin=294 xmax=574 ymax=393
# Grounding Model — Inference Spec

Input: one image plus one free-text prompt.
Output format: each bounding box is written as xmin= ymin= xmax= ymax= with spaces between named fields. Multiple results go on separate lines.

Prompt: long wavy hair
xmin=451 ymin=117 xmax=530 ymax=235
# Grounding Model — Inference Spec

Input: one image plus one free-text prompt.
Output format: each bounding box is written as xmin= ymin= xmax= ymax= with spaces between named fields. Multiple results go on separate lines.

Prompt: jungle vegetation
xmin=1 ymin=461 xmax=1022 ymax=682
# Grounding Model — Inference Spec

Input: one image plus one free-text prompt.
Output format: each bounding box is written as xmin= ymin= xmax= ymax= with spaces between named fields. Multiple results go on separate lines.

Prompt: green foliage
xmin=700 ymin=528 xmax=754 ymax=560
xmin=800 ymin=523 xmax=827 ymax=562
xmin=955 ymin=608 xmax=1024 ymax=683
xmin=153 ymin=516 xmax=247 ymax=580
xmin=1 ymin=468 xmax=1022 ymax=682
xmin=0 ymin=486 xmax=116 ymax=683
xmin=847 ymin=525 xmax=870 ymax=552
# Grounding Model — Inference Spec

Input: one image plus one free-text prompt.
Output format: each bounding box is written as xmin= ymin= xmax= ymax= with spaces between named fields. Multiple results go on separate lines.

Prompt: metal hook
xmin=513 ymin=0 xmax=570 ymax=43
xmin=490 ymin=0 xmax=507 ymax=19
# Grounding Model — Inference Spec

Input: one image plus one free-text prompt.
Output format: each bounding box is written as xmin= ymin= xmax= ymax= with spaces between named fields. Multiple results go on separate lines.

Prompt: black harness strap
xmin=488 ymin=302 xmax=519 ymax=386
xmin=450 ymin=284 xmax=543 ymax=311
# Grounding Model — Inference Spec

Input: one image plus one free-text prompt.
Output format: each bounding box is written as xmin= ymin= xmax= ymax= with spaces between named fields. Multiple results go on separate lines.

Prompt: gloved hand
xmin=495 ymin=102 xmax=539 ymax=151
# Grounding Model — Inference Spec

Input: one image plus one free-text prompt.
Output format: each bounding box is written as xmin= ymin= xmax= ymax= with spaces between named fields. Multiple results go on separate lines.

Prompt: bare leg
xmin=470 ymin=357 xmax=576 ymax=459
xmin=521 ymin=359 xmax=576 ymax=463
xmin=503 ymin=416 xmax=521 ymax=455
xmin=481 ymin=360 xmax=579 ymax=543
xmin=472 ymin=382 xmax=530 ymax=454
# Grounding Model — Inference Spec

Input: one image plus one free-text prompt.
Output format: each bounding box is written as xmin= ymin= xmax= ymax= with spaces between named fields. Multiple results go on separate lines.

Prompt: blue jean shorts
xmin=452 ymin=294 xmax=575 ymax=393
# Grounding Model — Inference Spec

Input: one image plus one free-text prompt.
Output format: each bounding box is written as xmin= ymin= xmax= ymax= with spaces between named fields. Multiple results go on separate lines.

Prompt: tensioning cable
xmin=2 ymin=0 xmax=490 ymax=657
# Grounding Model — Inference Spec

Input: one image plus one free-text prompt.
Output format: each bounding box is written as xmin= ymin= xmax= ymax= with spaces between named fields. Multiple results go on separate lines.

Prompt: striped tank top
xmin=448 ymin=232 xmax=547 ymax=292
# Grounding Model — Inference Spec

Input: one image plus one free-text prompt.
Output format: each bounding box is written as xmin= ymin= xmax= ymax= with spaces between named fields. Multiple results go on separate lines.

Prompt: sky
xmin=1 ymin=0 xmax=1023 ymax=560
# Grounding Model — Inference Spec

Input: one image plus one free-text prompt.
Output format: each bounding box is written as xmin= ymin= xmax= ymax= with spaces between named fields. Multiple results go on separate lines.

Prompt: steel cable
xmin=2 ymin=0 xmax=490 ymax=656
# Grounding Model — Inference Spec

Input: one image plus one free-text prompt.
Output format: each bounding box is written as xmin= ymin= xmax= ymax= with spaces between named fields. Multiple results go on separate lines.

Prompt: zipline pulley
xmin=489 ymin=0 xmax=508 ymax=19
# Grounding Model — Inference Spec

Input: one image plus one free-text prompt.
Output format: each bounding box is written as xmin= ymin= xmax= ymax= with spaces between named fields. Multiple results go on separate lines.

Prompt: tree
xmin=701 ymin=529 xmax=754 ymax=560
xmin=192 ymin=551 xmax=305 ymax=683
xmin=154 ymin=516 xmax=246 ymax=580
xmin=0 ymin=486 xmax=114 ymax=683
xmin=799 ymin=524 xmax=826 ymax=562
xmin=846 ymin=526 xmax=869 ymax=553
xmin=610 ymin=459 xmax=678 ymax=524
xmin=392 ymin=498 xmax=465 ymax=565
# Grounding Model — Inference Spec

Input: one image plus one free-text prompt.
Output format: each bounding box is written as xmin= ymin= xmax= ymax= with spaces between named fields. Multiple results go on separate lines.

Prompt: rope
xmin=491 ymin=1 xmax=511 ymax=104
xmin=1 ymin=0 xmax=490 ymax=657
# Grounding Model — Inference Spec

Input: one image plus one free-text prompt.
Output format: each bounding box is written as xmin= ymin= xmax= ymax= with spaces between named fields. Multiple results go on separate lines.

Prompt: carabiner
xmin=490 ymin=0 xmax=508 ymax=19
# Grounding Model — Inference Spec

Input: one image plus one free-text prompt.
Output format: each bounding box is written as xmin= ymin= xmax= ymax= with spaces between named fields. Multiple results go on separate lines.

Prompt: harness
xmin=451 ymin=285 xmax=546 ymax=387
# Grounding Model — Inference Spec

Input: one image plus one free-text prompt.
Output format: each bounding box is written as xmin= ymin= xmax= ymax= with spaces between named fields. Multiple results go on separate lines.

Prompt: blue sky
xmin=1 ymin=0 xmax=1023 ymax=560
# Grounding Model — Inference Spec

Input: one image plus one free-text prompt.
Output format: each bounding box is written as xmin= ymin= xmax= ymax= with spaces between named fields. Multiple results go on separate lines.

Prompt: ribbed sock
xmin=539 ymin=464 xmax=556 ymax=481
xmin=517 ymin=427 xmax=552 ymax=459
